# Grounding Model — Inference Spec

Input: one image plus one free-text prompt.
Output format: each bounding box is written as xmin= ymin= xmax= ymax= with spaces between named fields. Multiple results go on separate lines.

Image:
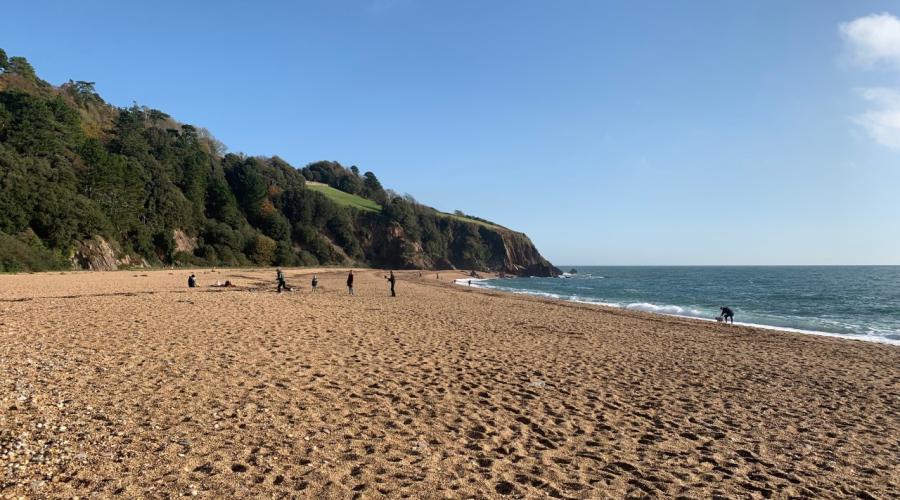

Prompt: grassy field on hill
xmin=308 ymin=182 xmax=505 ymax=229
xmin=307 ymin=182 xmax=382 ymax=213
xmin=442 ymin=213 xmax=506 ymax=231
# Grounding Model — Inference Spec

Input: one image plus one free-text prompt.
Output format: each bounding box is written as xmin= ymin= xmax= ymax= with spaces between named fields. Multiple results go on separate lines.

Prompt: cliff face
xmin=491 ymin=230 xmax=560 ymax=277
xmin=61 ymin=221 xmax=559 ymax=276
xmin=70 ymin=237 xmax=148 ymax=271
xmin=361 ymin=223 xmax=430 ymax=271
xmin=363 ymin=219 xmax=559 ymax=277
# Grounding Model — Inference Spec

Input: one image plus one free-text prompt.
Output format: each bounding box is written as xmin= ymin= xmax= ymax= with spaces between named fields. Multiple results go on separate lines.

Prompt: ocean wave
xmin=625 ymin=302 xmax=707 ymax=318
xmin=712 ymin=319 xmax=900 ymax=346
xmin=568 ymin=297 xmax=621 ymax=308
xmin=522 ymin=291 xmax=563 ymax=300
xmin=471 ymin=279 xmax=900 ymax=346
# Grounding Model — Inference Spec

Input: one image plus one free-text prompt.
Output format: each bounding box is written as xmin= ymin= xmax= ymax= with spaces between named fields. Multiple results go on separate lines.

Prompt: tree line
xmin=0 ymin=49 xmax=505 ymax=273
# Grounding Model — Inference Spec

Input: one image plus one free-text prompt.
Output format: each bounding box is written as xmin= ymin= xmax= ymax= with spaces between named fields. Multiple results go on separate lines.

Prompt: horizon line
xmin=555 ymin=264 xmax=900 ymax=267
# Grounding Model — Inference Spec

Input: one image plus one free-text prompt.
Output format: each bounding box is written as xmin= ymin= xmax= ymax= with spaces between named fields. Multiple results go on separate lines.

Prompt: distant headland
xmin=0 ymin=49 xmax=558 ymax=276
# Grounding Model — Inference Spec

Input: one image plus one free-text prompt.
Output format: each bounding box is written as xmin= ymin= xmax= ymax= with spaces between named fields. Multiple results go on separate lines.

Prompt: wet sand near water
xmin=1 ymin=268 xmax=898 ymax=498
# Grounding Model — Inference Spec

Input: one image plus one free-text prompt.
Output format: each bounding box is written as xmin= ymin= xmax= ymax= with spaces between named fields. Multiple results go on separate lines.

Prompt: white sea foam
xmin=568 ymin=297 xmax=621 ymax=308
xmin=453 ymin=278 xmax=491 ymax=285
xmin=692 ymin=317 xmax=900 ymax=346
xmin=472 ymin=280 xmax=900 ymax=346
xmin=625 ymin=302 xmax=706 ymax=317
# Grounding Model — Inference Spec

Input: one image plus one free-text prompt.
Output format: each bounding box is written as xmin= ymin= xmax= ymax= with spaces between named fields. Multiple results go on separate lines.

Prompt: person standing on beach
xmin=386 ymin=271 xmax=396 ymax=297
xmin=311 ymin=274 xmax=318 ymax=292
xmin=720 ymin=306 xmax=734 ymax=324
xmin=276 ymin=269 xmax=286 ymax=293
xmin=347 ymin=270 xmax=354 ymax=295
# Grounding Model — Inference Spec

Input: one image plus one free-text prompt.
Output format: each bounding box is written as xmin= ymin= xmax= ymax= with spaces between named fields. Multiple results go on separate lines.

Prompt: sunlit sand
xmin=1 ymin=269 xmax=897 ymax=498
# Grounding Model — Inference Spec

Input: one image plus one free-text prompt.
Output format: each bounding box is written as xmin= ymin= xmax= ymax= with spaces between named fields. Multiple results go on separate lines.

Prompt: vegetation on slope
xmin=0 ymin=48 xmax=557 ymax=275
xmin=443 ymin=211 xmax=505 ymax=230
xmin=306 ymin=182 xmax=382 ymax=213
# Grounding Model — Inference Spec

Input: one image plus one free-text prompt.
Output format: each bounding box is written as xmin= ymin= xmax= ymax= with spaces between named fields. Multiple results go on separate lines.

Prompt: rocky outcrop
xmin=363 ymin=223 xmax=429 ymax=270
xmin=70 ymin=237 xmax=148 ymax=271
xmin=173 ymin=229 xmax=198 ymax=253
xmin=362 ymin=219 xmax=558 ymax=277
xmin=484 ymin=229 xmax=560 ymax=277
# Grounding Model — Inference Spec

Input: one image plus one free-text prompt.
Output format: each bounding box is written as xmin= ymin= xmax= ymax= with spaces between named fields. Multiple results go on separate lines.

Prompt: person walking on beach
xmin=311 ymin=274 xmax=318 ymax=292
xmin=276 ymin=269 xmax=286 ymax=293
xmin=347 ymin=270 xmax=354 ymax=295
xmin=386 ymin=271 xmax=396 ymax=297
xmin=188 ymin=274 xmax=197 ymax=288
xmin=720 ymin=306 xmax=734 ymax=324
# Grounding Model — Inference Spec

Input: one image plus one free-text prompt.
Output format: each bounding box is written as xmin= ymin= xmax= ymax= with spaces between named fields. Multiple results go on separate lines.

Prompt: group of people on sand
xmin=188 ymin=273 xmax=235 ymax=288
xmin=344 ymin=269 xmax=396 ymax=297
xmin=189 ymin=271 xmax=736 ymax=322
xmin=286 ymin=269 xmax=396 ymax=296
xmin=188 ymin=269 xmax=398 ymax=297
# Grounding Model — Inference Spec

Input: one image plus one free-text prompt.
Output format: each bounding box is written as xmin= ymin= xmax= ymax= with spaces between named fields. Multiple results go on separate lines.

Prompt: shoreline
xmin=456 ymin=277 xmax=900 ymax=347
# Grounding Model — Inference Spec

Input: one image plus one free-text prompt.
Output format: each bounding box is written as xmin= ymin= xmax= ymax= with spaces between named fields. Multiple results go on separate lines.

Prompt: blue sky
xmin=4 ymin=1 xmax=900 ymax=264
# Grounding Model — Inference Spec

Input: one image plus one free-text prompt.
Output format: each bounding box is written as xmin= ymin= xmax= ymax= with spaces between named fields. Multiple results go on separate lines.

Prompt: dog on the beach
xmin=715 ymin=316 xmax=724 ymax=323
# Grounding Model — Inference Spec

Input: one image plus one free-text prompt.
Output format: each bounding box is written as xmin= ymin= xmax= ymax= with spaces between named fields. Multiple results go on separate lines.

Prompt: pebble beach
xmin=1 ymin=268 xmax=898 ymax=498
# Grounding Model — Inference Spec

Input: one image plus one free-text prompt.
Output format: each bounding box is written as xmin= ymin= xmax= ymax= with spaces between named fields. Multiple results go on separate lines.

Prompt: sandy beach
xmin=1 ymin=268 xmax=898 ymax=499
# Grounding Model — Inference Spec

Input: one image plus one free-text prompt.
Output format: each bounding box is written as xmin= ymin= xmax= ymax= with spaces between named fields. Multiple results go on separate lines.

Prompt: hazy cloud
xmin=840 ymin=14 xmax=900 ymax=149
xmin=840 ymin=13 xmax=900 ymax=68
xmin=854 ymin=88 xmax=900 ymax=149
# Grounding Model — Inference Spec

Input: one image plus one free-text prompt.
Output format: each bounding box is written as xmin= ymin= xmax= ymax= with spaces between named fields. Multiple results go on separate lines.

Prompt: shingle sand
xmin=1 ymin=268 xmax=898 ymax=498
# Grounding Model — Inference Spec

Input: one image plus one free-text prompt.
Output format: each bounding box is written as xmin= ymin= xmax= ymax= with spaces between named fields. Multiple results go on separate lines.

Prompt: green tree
xmin=274 ymin=240 xmax=297 ymax=266
xmin=153 ymin=229 xmax=177 ymax=263
xmin=78 ymin=139 xmax=146 ymax=232
xmin=455 ymin=223 xmax=488 ymax=269
xmin=224 ymin=156 xmax=267 ymax=217
xmin=205 ymin=175 xmax=241 ymax=226
xmin=260 ymin=210 xmax=291 ymax=242
xmin=0 ymin=92 xmax=70 ymax=156
xmin=278 ymin=188 xmax=314 ymax=227
xmin=8 ymin=57 xmax=37 ymax=81
xmin=383 ymin=197 xmax=420 ymax=240
xmin=327 ymin=212 xmax=361 ymax=258
xmin=63 ymin=80 xmax=101 ymax=105
xmin=0 ymin=103 xmax=10 ymax=135
xmin=363 ymin=171 xmax=388 ymax=204
xmin=248 ymin=234 xmax=276 ymax=265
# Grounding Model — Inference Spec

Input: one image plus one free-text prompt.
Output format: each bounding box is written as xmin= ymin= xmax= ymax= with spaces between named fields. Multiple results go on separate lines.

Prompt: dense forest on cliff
xmin=0 ymin=49 xmax=557 ymax=276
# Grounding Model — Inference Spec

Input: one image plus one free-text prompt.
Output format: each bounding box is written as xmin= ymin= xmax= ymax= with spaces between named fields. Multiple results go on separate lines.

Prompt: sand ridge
xmin=1 ymin=268 xmax=898 ymax=498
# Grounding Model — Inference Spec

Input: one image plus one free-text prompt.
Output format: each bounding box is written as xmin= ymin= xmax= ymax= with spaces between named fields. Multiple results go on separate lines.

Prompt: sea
xmin=462 ymin=266 xmax=900 ymax=345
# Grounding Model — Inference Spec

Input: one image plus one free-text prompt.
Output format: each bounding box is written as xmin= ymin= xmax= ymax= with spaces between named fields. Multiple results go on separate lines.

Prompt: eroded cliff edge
xmin=363 ymin=218 xmax=560 ymax=277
